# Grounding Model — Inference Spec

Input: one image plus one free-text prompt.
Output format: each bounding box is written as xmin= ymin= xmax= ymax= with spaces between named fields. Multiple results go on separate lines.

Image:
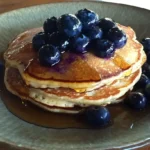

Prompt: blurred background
xmin=0 ymin=0 xmax=149 ymax=14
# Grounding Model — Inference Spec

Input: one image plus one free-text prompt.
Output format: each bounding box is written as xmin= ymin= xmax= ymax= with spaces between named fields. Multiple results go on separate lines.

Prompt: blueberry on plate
xmin=76 ymin=8 xmax=99 ymax=30
xmin=142 ymin=63 xmax=150 ymax=78
xmin=141 ymin=38 xmax=150 ymax=53
xmin=48 ymin=32 xmax=69 ymax=53
xmin=70 ymin=34 xmax=89 ymax=53
xmin=38 ymin=44 xmax=61 ymax=66
xmin=83 ymin=26 xmax=103 ymax=40
xmin=57 ymin=14 xmax=82 ymax=37
xmin=32 ymin=32 xmax=47 ymax=51
xmin=144 ymin=83 xmax=150 ymax=98
xmin=98 ymin=18 xmax=116 ymax=32
xmin=124 ymin=92 xmax=147 ymax=110
xmin=107 ymin=27 xmax=127 ymax=49
xmin=95 ymin=39 xmax=115 ymax=58
xmin=43 ymin=17 xmax=57 ymax=34
xmin=84 ymin=106 xmax=111 ymax=127
xmin=135 ymin=74 xmax=150 ymax=88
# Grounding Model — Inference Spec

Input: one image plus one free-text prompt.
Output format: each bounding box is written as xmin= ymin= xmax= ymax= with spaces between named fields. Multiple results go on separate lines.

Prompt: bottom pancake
xmin=4 ymin=67 xmax=141 ymax=114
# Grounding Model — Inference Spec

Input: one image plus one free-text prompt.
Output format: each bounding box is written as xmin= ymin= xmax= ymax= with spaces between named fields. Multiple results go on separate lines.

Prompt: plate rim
xmin=0 ymin=0 xmax=149 ymax=17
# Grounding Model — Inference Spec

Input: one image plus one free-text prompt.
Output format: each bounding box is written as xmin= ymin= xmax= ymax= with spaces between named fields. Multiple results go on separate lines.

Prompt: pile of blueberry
xmin=32 ymin=8 xmax=127 ymax=66
xmin=83 ymin=38 xmax=150 ymax=127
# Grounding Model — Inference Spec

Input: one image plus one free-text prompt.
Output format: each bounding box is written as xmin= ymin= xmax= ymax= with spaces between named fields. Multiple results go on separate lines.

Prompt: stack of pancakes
xmin=4 ymin=24 xmax=146 ymax=114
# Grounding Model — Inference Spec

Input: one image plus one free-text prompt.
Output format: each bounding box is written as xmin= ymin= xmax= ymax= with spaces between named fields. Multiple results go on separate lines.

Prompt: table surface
xmin=0 ymin=0 xmax=149 ymax=150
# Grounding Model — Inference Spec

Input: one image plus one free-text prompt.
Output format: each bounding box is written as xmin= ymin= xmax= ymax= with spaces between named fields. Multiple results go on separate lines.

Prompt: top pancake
xmin=4 ymin=24 xmax=146 ymax=90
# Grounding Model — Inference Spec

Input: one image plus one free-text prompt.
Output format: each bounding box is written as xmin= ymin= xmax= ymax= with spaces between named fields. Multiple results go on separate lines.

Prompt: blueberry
xmin=43 ymin=17 xmax=57 ymax=34
xmin=83 ymin=26 xmax=103 ymax=40
xmin=146 ymin=51 xmax=150 ymax=64
xmin=98 ymin=18 xmax=116 ymax=32
xmin=124 ymin=92 xmax=147 ymax=110
xmin=142 ymin=63 xmax=150 ymax=78
xmin=84 ymin=106 xmax=111 ymax=127
xmin=107 ymin=27 xmax=127 ymax=49
xmin=57 ymin=14 xmax=82 ymax=37
xmin=48 ymin=32 xmax=69 ymax=53
xmin=141 ymin=38 xmax=150 ymax=53
xmin=32 ymin=32 xmax=47 ymax=51
xmin=76 ymin=8 xmax=99 ymax=30
xmin=144 ymin=83 xmax=150 ymax=98
xmin=70 ymin=34 xmax=89 ymax=53
xmin=135 ymin=74 xmax=150 ymax=88
xmin=38 ymin=44 xmax=61 ymax=66
xmin=95 ymin=39 xmax=115 ymax=58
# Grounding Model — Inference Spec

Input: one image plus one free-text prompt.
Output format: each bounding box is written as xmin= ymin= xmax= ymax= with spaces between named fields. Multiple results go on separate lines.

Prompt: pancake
xmin=29 ymin=69 xmax=141 ymax=106
xmin=4 ymin=67 xmax=83 ymax=114
xmin=4 ymin=24 xmax=146 ymax=92
xmin=4 ymin=67 xmax=141 ymax=113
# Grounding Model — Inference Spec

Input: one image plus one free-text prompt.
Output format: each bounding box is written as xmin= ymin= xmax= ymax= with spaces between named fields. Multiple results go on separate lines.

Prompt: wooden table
xmin=0 ymin=0 xmax=149 ymax=150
